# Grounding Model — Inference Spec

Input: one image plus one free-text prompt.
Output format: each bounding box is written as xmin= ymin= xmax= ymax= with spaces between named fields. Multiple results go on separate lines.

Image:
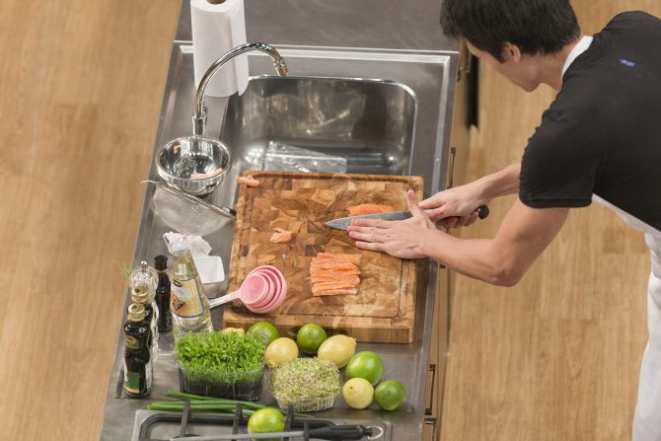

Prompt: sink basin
xmin=221 ymin=76 xmax=416 ymax=176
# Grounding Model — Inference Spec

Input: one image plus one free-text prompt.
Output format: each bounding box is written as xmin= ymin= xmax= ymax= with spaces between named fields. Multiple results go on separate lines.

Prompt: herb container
xmin=269 ymin=358 xmax=341 ymax=412
xmin=176 ymin=331 xmax=265 ymax=401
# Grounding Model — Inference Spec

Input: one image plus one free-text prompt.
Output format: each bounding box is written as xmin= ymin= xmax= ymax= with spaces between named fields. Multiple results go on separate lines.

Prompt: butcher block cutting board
xmin=223 ymin=171 xmax=423 ymax=343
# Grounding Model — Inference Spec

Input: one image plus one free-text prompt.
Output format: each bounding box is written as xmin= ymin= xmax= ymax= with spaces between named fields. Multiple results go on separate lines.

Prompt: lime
xmin=247 ymin=321 xmax=279 ymax=346
xmin=374 ymin=379 xmax=406 ymax=411
xmin=264 ymin=337 xmax=299 ymax=367
xmin=346 ymin=351 xmax=384 ymax=385
xmin=247 ymin=408 xmax=285 ymax=440
xmin=342 ymin=377 xmax=374 ymax=409
xmin=296 ymin=323 xmax=327 ymax=354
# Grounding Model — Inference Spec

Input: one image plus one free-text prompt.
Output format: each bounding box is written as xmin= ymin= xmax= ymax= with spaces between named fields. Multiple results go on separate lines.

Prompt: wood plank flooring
xmin=0 ymin=1 xmax=181 ymax=439
xmin=441 ymin=2 xmax=661 ymax=440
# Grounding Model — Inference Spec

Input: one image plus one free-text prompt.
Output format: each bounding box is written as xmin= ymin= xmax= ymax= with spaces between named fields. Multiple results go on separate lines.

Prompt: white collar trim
xmin=562 ymin=35 xmax=593 ymax=77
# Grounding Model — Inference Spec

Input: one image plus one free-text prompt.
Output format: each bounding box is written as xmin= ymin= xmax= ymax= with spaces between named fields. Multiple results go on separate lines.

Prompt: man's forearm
xmin=475 ymin=163 xmax=521 ymax=203
xmin=419 ymin=229 xmax=509 ymax=285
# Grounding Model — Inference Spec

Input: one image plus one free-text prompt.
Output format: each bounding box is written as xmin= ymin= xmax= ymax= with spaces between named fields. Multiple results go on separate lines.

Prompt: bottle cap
xmin=127 ymin=303 xmax=146 ymax=322
xmin=154 ymin=255 xmax=168 ymax=271
xmin=131 ymin=286 xmax=149 ymax=305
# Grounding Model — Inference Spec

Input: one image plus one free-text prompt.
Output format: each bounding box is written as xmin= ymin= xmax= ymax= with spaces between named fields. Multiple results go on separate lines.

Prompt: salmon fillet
xmin=310 ymin=252 xmax=362 ymax=297
xmin=237 ymin=175 xmax=260 ymax=188
xmin=270 ymin=228 xmax=293 ymax=244
xmin=347 ymin=204 xmax=394 ymax=216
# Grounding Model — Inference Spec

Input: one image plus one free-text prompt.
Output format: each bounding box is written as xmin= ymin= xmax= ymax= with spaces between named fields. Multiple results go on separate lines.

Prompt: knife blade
xmin=325 ymin=205 xmax=489 ymax=231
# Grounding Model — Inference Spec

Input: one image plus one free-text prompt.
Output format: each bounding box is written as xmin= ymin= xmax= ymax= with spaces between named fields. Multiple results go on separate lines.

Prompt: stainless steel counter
xmin=100 ymin=1 xmax=460 ymax=440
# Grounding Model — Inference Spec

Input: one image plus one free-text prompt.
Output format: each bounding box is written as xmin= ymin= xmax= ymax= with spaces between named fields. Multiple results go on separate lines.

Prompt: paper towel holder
xmin=192 ymin=42 xmax=289 ymax=136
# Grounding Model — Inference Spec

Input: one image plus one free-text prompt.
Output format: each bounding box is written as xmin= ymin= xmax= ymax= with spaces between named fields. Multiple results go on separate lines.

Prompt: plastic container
xmin=193 ymin=255 xmax=225 ymax=296
xmin=268 ymin=358 xmax=340 ymax=412
xmin=178 ymin=363 xmax=264 ymax=401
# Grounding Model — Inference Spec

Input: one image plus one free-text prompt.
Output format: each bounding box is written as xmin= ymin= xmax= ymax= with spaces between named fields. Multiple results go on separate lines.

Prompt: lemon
xmin=317 ymin=334 xmax=356 ymax=367
xmin=264 ymin=337 xmax=299 ymax=367
xmin=342 ymin=378 xmax=374 ymax=409
xmin=220 ymin=327 xmax=245 ymax=337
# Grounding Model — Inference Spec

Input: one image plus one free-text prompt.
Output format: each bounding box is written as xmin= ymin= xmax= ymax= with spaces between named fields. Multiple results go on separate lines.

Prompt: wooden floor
xmin=0 ymin=1 xmax=182 ymax=439
xmin=441 ymin=1 xmax=661 ymax=440
xmin=1 ymin=1 xmax=659 ymax=440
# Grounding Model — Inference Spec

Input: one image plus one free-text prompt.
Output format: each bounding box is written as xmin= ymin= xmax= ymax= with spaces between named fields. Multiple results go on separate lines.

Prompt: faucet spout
xmin=192 ymin=42 xmax=289 ymax=136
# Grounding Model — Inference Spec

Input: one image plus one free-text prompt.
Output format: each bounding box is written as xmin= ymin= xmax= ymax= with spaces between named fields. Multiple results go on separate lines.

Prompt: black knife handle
xmin=309 ymin=425 xmax=373 ymax=440
xmin=477 ymin=205 xmax=489 ymax=220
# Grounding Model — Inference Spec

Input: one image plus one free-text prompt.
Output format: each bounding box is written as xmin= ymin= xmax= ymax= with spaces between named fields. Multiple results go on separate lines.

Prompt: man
xmin=347 ymin=1 xmax=661 ymax=439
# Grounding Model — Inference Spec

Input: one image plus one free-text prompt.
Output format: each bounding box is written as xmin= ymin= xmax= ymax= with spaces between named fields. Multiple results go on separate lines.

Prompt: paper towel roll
xmin=191 ymin=0 xmax=248 ymax=97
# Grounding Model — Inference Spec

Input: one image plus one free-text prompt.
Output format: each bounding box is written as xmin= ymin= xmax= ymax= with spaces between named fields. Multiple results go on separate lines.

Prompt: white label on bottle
xmin=145 ymin=360 xmax=152 ymax=390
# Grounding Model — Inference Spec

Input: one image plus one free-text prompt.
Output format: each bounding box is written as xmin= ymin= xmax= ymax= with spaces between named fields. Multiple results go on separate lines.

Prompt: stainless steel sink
xmin=221 ymin=76 xmax=416 ymax=176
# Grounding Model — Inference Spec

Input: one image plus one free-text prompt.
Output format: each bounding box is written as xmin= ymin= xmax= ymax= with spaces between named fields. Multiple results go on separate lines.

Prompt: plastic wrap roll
xmin=190 ymin=0 xmax=248 ymax=97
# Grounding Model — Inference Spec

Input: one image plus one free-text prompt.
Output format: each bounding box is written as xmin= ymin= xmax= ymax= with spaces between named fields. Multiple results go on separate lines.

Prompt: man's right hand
xmin=419 ymin=181 xmax=488 ymax=229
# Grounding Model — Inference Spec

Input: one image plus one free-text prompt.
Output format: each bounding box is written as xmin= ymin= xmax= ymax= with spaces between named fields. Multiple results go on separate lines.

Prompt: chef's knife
xmin=325 ymin=205 xmax=489 ymax=231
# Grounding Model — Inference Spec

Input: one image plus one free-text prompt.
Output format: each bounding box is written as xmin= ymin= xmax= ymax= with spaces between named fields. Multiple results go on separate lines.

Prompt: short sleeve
xmin=519 ymin=115 xmax=600 ymax=209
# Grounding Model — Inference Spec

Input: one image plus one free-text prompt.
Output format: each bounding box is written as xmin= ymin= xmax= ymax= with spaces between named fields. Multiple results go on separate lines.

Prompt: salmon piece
xmin=312 ymin=288 xmax=358 ymax=296
xmin=237 ymin=175 xmax=260 ymax=188
xmin=347 ymin=204 xmax=394 ymax=217
xmin=310 ymin=252 xmax=362 ymax=297
xmin=270 ymin=228 xmax=293 ymax=244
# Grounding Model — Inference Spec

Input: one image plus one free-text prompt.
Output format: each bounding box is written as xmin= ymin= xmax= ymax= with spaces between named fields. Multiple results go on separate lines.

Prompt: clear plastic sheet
xmin=262 ymin=141 xmax=347 ymax=174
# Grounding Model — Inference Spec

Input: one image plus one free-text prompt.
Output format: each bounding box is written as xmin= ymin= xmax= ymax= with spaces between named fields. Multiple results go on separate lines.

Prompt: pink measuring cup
xmin=209 ymin=265 xmax=287 ymax=313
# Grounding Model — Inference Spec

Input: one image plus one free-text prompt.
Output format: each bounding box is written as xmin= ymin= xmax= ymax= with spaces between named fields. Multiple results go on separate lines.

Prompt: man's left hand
xmin=347 ymin=190 xmax=435 ymax=259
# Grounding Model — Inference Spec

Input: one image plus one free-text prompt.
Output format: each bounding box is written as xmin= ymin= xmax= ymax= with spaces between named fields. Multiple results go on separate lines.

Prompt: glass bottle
xmin=123 ymin=303 xmax=152 ymax=398
xmin=154 ymin=255 xmax=173 ymax=332
xmin=131 ymin=286 xmax=157 ymax=360
xmin=170 ymin=247 xmax=213 ymax=338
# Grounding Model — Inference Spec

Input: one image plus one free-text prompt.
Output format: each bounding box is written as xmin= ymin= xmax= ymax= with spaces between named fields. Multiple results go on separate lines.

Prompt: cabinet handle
xmin=425 ymin=363 xmax=437 ymax=415
xmin=447 ymin=146 xmax=457 ymax=190
xmin=424 ymin=417 xmax=438 ymax=441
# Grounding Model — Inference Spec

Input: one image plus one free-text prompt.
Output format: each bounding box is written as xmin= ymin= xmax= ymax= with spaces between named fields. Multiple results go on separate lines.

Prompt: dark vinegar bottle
xmin=123 ymin=303 xmax=152 ymax=398
xmin=154 ymin=255 xmax=173 ymax=332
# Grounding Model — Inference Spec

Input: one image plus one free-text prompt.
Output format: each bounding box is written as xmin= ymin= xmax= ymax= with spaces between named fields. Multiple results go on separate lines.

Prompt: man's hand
xmin=419 ymin=181 xmax=488 ymax=228
xmin=347 ymin=190 xmax=434 ymax=259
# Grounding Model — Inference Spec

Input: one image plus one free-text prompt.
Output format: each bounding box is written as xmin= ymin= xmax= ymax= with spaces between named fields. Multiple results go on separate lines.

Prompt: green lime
xmin=247 ymin=321 xmax=279 ymax=346
xmin=346 ymin=351 xmax=384 ymax=385
xmin=247 ymin=408 xmax=285 ymax=440
xmin=296 ymin=323 xmax=328 ymax=354
xmin=374 ymin=379 xmax=406 ymax=411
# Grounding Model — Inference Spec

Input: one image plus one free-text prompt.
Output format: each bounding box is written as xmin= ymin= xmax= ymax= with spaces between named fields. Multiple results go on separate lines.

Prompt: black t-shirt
xmin=519 ymin=11 xmax=661 ymax=231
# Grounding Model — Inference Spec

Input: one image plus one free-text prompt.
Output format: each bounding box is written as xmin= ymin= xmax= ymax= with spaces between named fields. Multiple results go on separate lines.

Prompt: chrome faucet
xmin=192 ymin=42 xmax=289 ymax=136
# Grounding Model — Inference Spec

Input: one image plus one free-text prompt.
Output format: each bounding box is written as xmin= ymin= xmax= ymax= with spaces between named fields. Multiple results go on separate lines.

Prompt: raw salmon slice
xmin=347 ymin=204 xmax=394 ymax=217
xmin=310 ymin=252 xmax=362 ymax=297
xmin=270 ymin=227 xmax=293 ymax=244
xmin=237 ymin=175 xmax=260 ymax=188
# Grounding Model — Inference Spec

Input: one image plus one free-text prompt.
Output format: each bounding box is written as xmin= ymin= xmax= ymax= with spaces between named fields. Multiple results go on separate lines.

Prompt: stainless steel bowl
xmin=156 ymin=136 xmax=232 ymax=196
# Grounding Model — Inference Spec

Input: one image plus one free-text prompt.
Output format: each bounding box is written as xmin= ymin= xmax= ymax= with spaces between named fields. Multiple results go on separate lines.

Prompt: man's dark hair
xmin=440 ymin=0 xmax=581 ymax=62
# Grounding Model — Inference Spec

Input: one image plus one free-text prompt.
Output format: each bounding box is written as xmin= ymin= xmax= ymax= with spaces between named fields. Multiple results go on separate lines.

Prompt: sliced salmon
xmin=347 ymin=204 xmax=394 ymax=217
xmin=270 ymin=227 xmax=293 ymax=244
xmin=310 ymin=252 xmax=362 ymax=297
xmin=237 ymin=175 xmax=260 ymax=188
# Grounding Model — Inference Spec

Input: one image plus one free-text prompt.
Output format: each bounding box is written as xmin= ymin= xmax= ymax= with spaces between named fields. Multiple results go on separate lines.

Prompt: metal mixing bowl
xmin=156 ymin=135 xmax=232 ymax=196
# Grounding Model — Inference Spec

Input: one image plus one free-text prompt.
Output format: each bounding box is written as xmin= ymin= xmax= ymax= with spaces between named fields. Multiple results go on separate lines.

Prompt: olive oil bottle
xmin=131 ymin=286 xmax=157 ymax=359
xmin=123 ymin=303 xmax=152 ymax=398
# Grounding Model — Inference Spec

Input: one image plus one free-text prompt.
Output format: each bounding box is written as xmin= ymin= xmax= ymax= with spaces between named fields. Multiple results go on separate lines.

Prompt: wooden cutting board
xmin=223 ymin=171 xmax=423 ymax=343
